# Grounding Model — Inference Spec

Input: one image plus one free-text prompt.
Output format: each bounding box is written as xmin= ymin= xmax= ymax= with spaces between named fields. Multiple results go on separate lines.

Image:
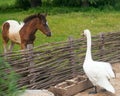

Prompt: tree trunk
xmin=29 ymin=0 xmax=42 ymax=7
xmin=81 ymin=0 xmax=89 ymax=7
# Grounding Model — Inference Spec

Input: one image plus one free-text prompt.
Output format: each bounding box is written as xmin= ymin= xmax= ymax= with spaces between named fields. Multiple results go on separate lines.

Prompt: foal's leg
xmin=3 ymin=41 xmax=8 ymax=53
xmin=9 ymin=41 xmax=15 ymax=52
xmin=2 ymin=38 xmax=9 ymax=54
xmin=20 ymin=43 xmax=28 ymax=60
xmin=3 ymin=39 xmax=9 ymax=59
xmin=20 ymin=43 xmax=27 ymax=50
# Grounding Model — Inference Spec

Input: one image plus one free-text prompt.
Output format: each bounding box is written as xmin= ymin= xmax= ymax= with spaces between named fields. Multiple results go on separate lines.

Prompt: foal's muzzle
xmin=47 ymin=32 xmax=51 ymax=37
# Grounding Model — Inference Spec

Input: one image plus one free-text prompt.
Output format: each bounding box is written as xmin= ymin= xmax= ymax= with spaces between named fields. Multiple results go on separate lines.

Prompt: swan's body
xmin=83 ymin=29 xmax=115 ymax=94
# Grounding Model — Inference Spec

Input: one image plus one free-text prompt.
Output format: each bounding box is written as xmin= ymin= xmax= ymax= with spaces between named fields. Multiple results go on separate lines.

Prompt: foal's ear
xmin=42 ymin=13 xmax=47 ymax=17
xmin=38 ymin=13 xmax=47 ymax=17
xmin=44 ymin=13 xmax=47 ymax=17
xmin=37 ymin=13 xmax=41 ymax=16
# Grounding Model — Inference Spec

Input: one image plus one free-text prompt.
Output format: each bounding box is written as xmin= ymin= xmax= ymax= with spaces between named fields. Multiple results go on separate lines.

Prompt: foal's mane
xmin=23 ymin=13 xmax=44 ymax=23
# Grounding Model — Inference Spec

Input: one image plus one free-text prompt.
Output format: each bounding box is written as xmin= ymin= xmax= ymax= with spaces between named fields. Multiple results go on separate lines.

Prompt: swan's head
xmin=83 ymin=29 xmax=91 ymax=37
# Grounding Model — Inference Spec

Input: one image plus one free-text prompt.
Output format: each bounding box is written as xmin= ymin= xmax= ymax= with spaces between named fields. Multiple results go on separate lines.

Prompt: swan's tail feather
xmin=105 ymin=63 xmax=115 ymax=78
xmin=97 ymin=78 xmax=115 ymax=94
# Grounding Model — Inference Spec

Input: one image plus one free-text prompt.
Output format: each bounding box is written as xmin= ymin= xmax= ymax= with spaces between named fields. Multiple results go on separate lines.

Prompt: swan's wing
xmin=87 ymin=72 xmax=98 ymax=85
xmin=83 ymin=61 xmax=115 ymax=86
xmin=104 ymin=62 xmax=115 ymax=79
xmin=83 ymin=64 xmax=99 ymax=85
xmin=93 ymin=61 xmax=115 ymax=79
xmin=97 ymin=77 xmax=115 ymax=93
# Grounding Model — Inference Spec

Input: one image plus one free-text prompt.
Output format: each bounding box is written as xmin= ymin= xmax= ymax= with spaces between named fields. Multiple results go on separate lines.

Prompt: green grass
xmin=0 ymin=7 xmax=120 ymax=53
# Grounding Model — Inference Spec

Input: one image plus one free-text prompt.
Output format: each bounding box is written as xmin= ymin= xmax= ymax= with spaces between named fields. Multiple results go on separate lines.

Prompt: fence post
xmin=27 ymin=44 xmax=36 ymax=89
xmin=68 ymin=37 xmax=76 ymax=77
xmin=99 ymin=33 xmax=105 ymax=57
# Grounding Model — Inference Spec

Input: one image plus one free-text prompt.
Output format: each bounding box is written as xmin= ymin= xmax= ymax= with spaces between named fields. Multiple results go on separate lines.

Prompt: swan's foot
xmin=100 ymin=89 xmax=107 ymax=92
xmin=89 ymin=86 xmax=97 ymax=94
xmin=89 ymin=91 xmax=97 ymax=94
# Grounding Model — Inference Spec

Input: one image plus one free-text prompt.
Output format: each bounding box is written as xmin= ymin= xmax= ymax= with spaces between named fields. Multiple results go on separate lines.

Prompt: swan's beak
xmin=81 ymin=32 xmax=85 ymax=37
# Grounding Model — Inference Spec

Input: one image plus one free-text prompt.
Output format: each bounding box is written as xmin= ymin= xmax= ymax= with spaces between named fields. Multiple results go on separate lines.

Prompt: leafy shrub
xmin=114 ymin=0 xmax=120 ymax=10
xmin=52 ymin=0 xmax=81 ymax=6
xmin=15 ymin=0 xmax=30 ymax=9
xmin=0 ymin=58 xmax=19 ymax=96
xmin=51 ymin=0 xmax=120 ymax=10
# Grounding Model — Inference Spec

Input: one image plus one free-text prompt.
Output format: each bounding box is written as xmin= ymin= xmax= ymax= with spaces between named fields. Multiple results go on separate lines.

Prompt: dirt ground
xmin=74 ymin=63 xmax=120 ymax=96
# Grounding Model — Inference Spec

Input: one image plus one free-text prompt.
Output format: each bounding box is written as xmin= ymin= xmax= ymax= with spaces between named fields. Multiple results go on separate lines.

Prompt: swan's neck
xmin=85 ymin=33 xmax=93 ymax=61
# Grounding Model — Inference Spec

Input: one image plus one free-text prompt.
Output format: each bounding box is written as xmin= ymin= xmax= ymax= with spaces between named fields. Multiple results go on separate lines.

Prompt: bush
xmin=52 ymin=0 xmax=81 ymax=6
xmin=114 ymin=0 xmax=120 ymax=10
xmin=0 ymin=58 xmax=19 ymax=96
xmin=15 ymin=0 xmax=30 ymax=9
xmin=51 ymin=0 xmax=120 ymax=10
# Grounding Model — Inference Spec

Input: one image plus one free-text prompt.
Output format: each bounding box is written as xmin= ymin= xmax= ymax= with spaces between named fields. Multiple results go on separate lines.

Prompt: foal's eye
xmin=43 ymin=21 xmax=48 ymax=26
xmin=43 ymin=23 xmax=46 ymax=25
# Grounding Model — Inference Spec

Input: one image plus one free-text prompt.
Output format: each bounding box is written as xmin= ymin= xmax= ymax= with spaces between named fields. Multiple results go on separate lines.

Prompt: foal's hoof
xmin=89 ymin=91 xmax=97 ymax=94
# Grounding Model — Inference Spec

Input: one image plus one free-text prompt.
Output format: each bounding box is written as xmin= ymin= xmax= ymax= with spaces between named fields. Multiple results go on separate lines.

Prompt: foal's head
xmin=24 ymin=13 xmax=51 ymax=37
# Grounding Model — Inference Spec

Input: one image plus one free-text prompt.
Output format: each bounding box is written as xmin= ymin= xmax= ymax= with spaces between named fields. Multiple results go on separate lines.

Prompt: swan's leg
xmin=89 ymin=86 xmax=97 ymax=94
xmin=95 ymin=86 xmax=97 ymax=93
xmin=100 ymin=89 xmax=107 ymax=92
xmin=9 ymin=41 xmax=14 ymax=52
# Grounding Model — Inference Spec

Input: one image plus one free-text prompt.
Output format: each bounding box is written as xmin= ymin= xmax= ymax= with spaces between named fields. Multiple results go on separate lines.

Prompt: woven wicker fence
xmin=1 ymin=32 xmax=120 ymax=89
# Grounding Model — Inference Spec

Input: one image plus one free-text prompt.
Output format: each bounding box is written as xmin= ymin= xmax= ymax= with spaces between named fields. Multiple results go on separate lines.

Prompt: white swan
xmin=83 ymin=29 xmax=115 ymax=94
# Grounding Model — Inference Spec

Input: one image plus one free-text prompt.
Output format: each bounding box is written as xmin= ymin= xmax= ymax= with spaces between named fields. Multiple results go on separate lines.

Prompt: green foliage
xmin=52 ymin=0 xmax=81 ymax=6
xmin=0 ymin=0 xmax=120 ymax=10
xmin=44 ymin=0 xmax=120 ymax=10
xmin=113 ymin=0 xmax=120 ymax=10
xmin=89 ymin=0 xmax=114 ymax=7
xmin=15 ymin=0 xmax=31 ymax=9
xmin=0 ymin=58 xmax=19 ymax=96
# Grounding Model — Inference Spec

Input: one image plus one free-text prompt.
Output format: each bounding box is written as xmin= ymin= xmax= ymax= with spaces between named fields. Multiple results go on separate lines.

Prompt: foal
xmin=2 ymin=13 xmax=51 ymax=53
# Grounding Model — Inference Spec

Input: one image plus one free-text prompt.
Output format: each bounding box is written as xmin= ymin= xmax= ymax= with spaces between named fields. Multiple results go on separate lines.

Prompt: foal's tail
xmin=1 ymin=22 xmax=10 ymax=43
xmin=2 ymin=22 xmax=10 ymax=35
